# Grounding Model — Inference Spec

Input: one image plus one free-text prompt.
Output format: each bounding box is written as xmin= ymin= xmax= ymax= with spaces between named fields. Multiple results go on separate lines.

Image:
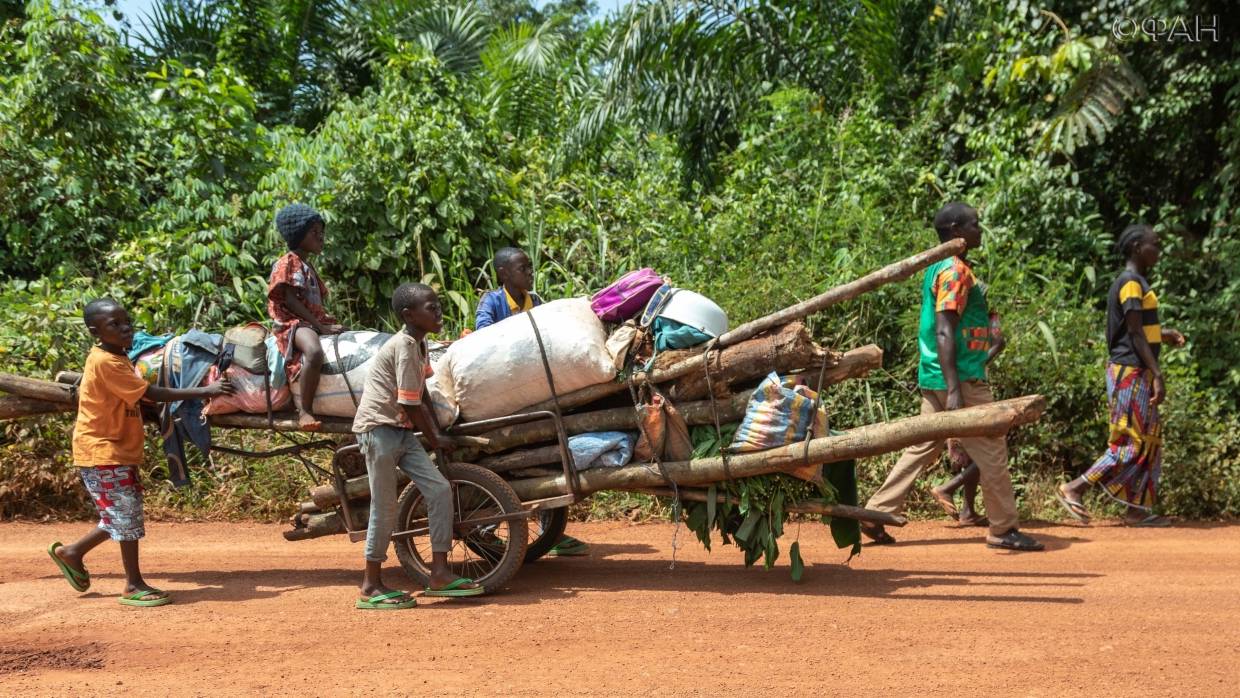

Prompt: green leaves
xmin=789 ymin=541 xmax=804 ymax=582
xmin=679 ymin=425 xmax=835 ymax=579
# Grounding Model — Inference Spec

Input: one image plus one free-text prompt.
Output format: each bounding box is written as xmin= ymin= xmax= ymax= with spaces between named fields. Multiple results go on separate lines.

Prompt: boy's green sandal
xmin=356 ymin=590 xmax=417 ymax=610
xmin=545 ymin=536 xmax=590 ymax=557
xmin=47 ymin=542 xmax=90 ymax=592
xmin=423 ymin=578 xmax=485 ymax=598
xmin=119 ymin=589 xmax=171 ymax=607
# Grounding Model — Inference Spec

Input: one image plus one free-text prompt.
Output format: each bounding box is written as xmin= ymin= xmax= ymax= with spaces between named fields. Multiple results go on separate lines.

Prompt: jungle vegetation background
xmin=1 ymin=0 xmax=1236 ymax=522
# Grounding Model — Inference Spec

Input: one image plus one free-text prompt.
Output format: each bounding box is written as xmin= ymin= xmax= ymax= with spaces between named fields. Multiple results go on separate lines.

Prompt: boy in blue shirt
xmin=475 ymin=247 xmax=543 ymax=330
xmin=472 ymin=247 xmax=589 ymax=557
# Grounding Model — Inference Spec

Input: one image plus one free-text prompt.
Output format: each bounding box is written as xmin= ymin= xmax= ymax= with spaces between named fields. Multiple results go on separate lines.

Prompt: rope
xmin=526 ymin=312 xmax=582 ymax=499
xmin=626 ymin=373 xmax=682 ymax=570
xmin=801 ymin=348 xmax=832 ymax=468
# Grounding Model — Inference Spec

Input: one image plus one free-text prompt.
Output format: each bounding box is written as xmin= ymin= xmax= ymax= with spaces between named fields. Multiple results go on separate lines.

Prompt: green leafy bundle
xmin=679 ymin=424 xmax=836 ymax=581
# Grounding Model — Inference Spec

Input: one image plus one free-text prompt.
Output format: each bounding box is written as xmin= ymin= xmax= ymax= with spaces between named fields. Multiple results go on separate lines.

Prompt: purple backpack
xmin=591 ymin=268 xmax=665 ymax=322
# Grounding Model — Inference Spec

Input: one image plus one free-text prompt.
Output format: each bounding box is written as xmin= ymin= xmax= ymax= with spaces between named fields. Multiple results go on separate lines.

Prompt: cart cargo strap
xmin=526 ymin=312 xmax=582 ymax=501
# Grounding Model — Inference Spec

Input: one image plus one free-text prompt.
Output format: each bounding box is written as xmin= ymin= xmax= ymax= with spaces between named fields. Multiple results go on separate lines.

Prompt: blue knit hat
xmin=275 ymin=204 xmax=323 ymax=250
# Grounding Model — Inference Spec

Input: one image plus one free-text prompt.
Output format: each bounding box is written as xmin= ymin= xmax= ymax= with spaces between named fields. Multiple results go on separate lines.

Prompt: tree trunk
xmin=507 ymin=395 xmax=1046 ymax=501
xmin=658 ymin=322 xmax=833 ymax=401
xmin=284 ymin=511 xmax=345 ymax=541
xmin=284 ymin=504 xmax=370 ymax=541
xmin=478 ymin=444 xmax=564 ymax=472
xmin=0 ymin=396 xmax=73 ymax=420
xmin=454 ymin=392 xmax=752 ymax=453
xmin=309 ymin=471 xmax=409 ymax=510
xmin=208 ymin=412 xmax=356 ymax=434
xmin=464 ymin=344 xmax=881 ymax=453
xmin=0 ymin=374 xmax=76 ymax=404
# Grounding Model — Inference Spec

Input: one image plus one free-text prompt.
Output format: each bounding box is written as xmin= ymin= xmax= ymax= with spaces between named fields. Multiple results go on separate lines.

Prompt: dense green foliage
xmin=1 ymin=0 xmax=1236 ymax=521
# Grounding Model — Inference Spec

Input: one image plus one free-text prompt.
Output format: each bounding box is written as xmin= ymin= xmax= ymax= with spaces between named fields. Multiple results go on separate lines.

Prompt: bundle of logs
xmin=0 ymin=238 xmax=1048 ymax=545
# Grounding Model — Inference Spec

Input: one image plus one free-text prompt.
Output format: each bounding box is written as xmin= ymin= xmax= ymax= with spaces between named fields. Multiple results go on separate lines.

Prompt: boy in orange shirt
xmin=47 ymin=299 xmax=232 ymax=607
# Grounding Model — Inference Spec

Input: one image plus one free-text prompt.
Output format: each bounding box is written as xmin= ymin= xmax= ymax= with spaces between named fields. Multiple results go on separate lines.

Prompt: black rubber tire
xmin=523 ymin=506 xmax=569 ymax=563
xmin=393 ymin=462 xmax=528 ymax=593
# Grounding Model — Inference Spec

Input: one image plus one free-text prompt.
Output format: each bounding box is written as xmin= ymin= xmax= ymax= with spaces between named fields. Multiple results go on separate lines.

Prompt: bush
xmin=1 ymin=2 xmax=1236 ymax=522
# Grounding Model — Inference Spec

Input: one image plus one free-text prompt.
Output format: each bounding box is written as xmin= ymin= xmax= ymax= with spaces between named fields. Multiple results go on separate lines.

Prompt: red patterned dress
xmin=267 ymin=251 xmax=336 ymax=378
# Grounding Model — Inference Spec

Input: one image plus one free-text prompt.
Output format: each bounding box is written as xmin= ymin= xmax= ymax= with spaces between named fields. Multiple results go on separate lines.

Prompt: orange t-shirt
xmin=72 ymin=347 xmax=150 ymax=466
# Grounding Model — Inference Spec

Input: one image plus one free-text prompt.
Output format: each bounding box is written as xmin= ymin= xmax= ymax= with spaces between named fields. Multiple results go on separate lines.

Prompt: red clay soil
xmin=1 ymin=519 xmax=1238 ymax=696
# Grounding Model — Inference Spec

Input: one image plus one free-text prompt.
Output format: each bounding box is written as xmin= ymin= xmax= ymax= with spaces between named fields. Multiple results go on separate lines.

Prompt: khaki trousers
xmin=865 ymin=381 xmax=1019 ymax=536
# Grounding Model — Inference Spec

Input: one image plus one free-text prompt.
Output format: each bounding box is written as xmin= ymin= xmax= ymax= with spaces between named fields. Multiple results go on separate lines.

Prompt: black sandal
xmin=986 ymin=529 xmax=1044 ymax=551
xmin=860 ymin=524 xmax=896 ymax=545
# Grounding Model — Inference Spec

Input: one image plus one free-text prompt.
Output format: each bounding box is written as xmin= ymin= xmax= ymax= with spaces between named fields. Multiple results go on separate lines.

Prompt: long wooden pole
xmin=508 ymin=395 xmax=1046 ymax=501
xmin=718 ymin=239 xmax=965 ymax=346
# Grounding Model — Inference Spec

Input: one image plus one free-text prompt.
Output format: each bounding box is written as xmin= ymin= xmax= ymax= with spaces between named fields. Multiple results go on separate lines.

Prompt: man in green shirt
xmin=862 ymin=202 xmax=1043 ymax=551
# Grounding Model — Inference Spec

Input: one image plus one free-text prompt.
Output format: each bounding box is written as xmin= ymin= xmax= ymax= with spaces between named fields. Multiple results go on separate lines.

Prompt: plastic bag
xmin=202 ymin=364 xmax=291 ymax=415
xmin=728 ymin=372 xmax=828 ymax=481
xmin=633 ymin=387 xmax=693 ymax=463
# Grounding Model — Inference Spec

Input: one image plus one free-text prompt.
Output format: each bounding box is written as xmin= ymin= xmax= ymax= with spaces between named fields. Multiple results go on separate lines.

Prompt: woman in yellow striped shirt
xmin=1057 ymin=224 xmax=1186 ymax=526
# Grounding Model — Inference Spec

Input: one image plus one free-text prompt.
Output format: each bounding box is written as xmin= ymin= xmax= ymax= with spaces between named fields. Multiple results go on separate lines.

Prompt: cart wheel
xmin=393 ymin=462 xmax=528 ymax=593
xmin=523 ymin=507 xmax=569 ymax=562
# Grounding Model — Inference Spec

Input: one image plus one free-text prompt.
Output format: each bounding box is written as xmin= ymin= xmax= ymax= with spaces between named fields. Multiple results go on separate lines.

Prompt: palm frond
xmin=131 ymin=0 xmax=225 ymax=68
xmin=413 ymin=3 xmax=491 ymax=75
xmin=565 ymin=0 xmax=864 ymax=181
xmin=1040 ymin=47 xmax=1145 ymax=154
xmin=479 ymin=20 xmax=566 ymax=138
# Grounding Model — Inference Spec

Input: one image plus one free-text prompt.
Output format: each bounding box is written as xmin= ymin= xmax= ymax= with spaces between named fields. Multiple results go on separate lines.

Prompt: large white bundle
xmin=425 ymin=367 xmax=458 ymax=428
xmin=438 ymin=298 xmax=616 ymax=422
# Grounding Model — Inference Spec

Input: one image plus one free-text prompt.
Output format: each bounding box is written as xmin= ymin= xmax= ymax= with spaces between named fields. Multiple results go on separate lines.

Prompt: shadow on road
xmin=28 ymin=525 xmax=1115 ymax=606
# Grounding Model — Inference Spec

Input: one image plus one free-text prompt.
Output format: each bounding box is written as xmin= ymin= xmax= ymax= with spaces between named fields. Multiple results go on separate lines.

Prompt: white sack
xmin=439 ymin=298 xmax=616 ymax=422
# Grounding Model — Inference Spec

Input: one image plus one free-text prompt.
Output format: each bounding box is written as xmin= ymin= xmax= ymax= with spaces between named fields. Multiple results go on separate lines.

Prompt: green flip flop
xmin=546 ymin=536 xmax=590 ymax=557
xmin=423 ymin=577 xmax=485 ymax=598
xmin=356 ymin=590 xmax=417 ymax=610
xmin=47 ymin=542 xmax=90 ymax=592
xmin=119 ymin=589 xmax=171 ymax=607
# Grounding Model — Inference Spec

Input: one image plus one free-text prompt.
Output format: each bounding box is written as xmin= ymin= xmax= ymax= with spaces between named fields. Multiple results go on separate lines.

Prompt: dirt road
xmin=1 ymin=519 xmax=1237 ymax=696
